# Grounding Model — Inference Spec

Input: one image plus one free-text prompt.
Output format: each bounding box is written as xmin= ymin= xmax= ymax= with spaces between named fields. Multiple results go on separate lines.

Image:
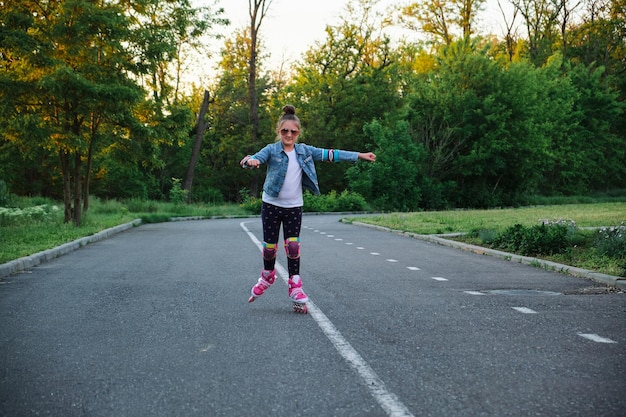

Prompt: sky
xmin=194 ymin=0 xmax=513 ymax=80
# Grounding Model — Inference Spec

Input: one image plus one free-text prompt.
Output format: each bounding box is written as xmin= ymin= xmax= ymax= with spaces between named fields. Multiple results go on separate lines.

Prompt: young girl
xmin=240 ymin=105 xmax=376 ymax=313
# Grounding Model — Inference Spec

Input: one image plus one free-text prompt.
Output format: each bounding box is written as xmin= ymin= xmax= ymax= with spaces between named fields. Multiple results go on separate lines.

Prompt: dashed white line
xmin=335 ymin=238 xmax=343 ymax=241
xmin=370 ymin=252 xmax=381 ymax=256
xmin=357 ymin=247 xmax=365 ymax=250
xmin=577 ymin=333 xmax=617 ymax=344
xmin=431 ymin=277 xmax=448 ymax=282
xmin=387 ymin=259 xmax=398 ymax=263
xmin=407 ymin=267 xmax=420 ymax=271
xmin=464 ymin=291 xmax=485 ymax=296
xmin=512 ymin=307 xmax=537 ymax=314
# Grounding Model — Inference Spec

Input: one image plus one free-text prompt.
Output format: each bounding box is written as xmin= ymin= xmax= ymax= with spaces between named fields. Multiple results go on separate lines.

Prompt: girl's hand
xmin=240 ymin=156 xmax=260 ymax=168
xmin=358 ymin=152 xmax=376 ymax=162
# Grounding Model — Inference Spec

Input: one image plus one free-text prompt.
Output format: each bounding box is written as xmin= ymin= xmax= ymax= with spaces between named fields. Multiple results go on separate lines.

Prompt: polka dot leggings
xmin=261 ymin=202 xmax=302 ymax=276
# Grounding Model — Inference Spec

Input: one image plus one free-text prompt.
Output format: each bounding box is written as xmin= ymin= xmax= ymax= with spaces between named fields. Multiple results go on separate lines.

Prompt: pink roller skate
xmin=288 ymin=275 xmax=309 ymax=314
xmin=248 ymin=269 xmax=276 ymax=303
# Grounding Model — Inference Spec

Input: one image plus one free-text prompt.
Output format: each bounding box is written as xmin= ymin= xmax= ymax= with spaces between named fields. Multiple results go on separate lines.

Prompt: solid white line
xmin=577 ymin=333 xmax=617 ymax=344
xmin=512 ymin=307 xmax=537 ymax=314
xmin=240 ymin=222 xmax=415 ymax=417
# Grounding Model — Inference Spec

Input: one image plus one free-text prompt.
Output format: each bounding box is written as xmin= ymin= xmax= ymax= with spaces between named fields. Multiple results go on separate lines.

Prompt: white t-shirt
xmin=262 ymin=150 xmax=303 ymax=208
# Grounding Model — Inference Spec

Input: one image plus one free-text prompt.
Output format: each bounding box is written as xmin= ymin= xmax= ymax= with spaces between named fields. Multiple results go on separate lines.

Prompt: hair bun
xmin=282 ymin=105 xmax=296 ymax=115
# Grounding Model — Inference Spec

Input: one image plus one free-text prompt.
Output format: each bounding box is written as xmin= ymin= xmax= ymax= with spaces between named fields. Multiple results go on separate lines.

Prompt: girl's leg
xmin=283 ymin=207 xmax=308 ymax=305
xmin=261 ymin=202 xmax=282 ymax=271
xmin=282 ymin=206 xmax=302 ymax=277
xmin=248 ymin=203 xmax=281 ymax=302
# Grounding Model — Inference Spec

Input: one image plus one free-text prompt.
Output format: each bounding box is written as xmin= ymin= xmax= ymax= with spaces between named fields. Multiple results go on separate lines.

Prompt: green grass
xmin=346 ymin=203 xmax=626 ymax=235
xmin=345 ymin=202 xmax=626 ymax=277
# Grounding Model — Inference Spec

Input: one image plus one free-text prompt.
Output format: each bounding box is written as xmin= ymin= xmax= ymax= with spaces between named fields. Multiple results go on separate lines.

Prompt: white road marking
xmin=370 ymin=252 xmax=380 ymax=256
xmin=512 ymin=307 xmax=537 ymax=314
xmin=327 ymin=235 xmax=334 ymax=237
xmin=431 ymin=277 xmax=448 ymax=281
xmin=241 ymin=222 xmax=415 ymax=417
xmin=335 ymin=238 xmax=343 ymax=241
xmin=577 ymin=333 xmax=617 ymax=344
xmin=357 ymin=247 xmax=365 ymax=250
xmin=345 ymin=242 xmax=353 ymax=245
xmin=464 ymin=291 xmax=485 ymax=296
xmin=407 ymin=267 xmax=420 ymax=271
xmin=387 ymin=259 xmax=398 ymax=263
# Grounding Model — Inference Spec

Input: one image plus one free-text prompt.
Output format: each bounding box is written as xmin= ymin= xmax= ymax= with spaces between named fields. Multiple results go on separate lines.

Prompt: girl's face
xmin=278 ymin=120 xmax=300 ymax=151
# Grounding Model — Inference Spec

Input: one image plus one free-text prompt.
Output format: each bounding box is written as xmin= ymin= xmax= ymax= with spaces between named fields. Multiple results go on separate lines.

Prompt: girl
xmin=240 ymin=105 xmax=376 ymax=313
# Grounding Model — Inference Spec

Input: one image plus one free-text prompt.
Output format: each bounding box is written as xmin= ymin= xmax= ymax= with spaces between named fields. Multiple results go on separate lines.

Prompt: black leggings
xmin=261 ymin=202 xmax=302 ymax=276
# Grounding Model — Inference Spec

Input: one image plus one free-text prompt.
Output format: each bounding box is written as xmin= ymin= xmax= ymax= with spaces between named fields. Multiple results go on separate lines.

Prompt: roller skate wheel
xmin=293 ymin=302 xmax=307 ymax=314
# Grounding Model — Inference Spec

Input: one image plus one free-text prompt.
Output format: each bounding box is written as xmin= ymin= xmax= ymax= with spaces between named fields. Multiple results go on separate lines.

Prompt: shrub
xmin=0 ymin=204 xmax=60 ymax=226
xmin=239 ymin=190 xmax=370 ymax=214
xmin=492 ymin=219 xmax=576 ymax=256
xmin=0 ymin=180 xmax=10 ymax=206
xmin=169 ymin=178 xmax=188 ymax=204
xmin=595 ymin=224 xmax=626 ymax=258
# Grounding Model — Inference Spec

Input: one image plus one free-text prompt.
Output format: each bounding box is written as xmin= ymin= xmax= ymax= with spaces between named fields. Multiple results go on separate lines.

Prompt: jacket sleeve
xmin=241 ymin=143 xmax=273 ymax=168
xmin=309 ymin=145 xmax=359 ymax=163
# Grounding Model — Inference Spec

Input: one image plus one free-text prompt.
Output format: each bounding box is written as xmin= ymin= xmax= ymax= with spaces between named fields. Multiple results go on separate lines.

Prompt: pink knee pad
xmin=263 ymin=242 xmax=278 ymax=261
xmin=284 ymin=237 xmax=301 ymax=259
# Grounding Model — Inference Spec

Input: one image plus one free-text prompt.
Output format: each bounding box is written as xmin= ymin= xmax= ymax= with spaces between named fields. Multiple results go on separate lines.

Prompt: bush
xmin=239 ymin=190 xmax=370 ymax=214
xmin=492 ymin=219 xmax=576 ymax=256
xmin=595 ymin=224 xmax=626 ymax=258
xmin=0 ymin=180 xmax=10 ymax=206
xmin=0 ymin=204 xmax=60 ymax=226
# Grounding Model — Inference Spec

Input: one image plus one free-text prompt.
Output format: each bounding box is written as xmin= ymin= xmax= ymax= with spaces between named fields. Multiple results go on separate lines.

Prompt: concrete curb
xmin=0 ymin=219 xmax=142 ymax=279
xmin=348 ymin=220 xmax=626 ymax=291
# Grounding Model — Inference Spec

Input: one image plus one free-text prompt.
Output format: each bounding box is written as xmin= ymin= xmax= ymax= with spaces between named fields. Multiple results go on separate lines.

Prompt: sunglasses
xmin=280 ymin=128 xmax=299 ymax=135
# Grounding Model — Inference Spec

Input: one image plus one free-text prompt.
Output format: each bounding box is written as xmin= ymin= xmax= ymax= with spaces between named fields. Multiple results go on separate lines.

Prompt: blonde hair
xmin=276 ymin=105 xmax=301 ymax=133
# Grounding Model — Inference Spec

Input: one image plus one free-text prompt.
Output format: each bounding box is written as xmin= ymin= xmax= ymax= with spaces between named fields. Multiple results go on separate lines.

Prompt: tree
xmin=397 ymin=0 xmax=487 ymax=45
xmin=511 ymin=0 xmax=563 ymax=65
xmin=347 ymin=120 xmax=426 ymax=211
xmin=247 ymin=0 xmax=272 ymax=195
xmin=1 ymin=0 xmax=144 ymax=224
xmin=183 ymin=90 xmax=211 ymax=197
xmin=285 ymin=0 xmax=403 ymax=192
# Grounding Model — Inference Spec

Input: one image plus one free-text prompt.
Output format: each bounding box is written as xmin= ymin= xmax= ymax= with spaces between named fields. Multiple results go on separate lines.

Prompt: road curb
xmin=0 ymin=219 xmax=142 ymax=279
xmin=348 ymin=220 xmax=626 ymax=291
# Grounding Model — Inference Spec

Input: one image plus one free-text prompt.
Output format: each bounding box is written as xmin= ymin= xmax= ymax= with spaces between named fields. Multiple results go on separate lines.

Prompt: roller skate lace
xmin=288 ymin=275 xmax=308 ymax=303
xmin=251 ymin=270 xmax=275 ymax=298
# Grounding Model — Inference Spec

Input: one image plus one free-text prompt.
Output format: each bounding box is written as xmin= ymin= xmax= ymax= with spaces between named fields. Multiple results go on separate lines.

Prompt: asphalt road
xmin=1 ymin=215 xmax=624 ymax=416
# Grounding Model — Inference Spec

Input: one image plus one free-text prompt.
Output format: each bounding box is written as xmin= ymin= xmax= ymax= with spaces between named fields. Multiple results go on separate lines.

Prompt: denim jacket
xmin=244 ymin=142 xmax=359 ymax=197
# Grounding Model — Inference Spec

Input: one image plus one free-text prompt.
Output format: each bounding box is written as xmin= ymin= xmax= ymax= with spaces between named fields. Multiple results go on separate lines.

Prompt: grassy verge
xmin=345 ymin=202 xmax=626 ymax=277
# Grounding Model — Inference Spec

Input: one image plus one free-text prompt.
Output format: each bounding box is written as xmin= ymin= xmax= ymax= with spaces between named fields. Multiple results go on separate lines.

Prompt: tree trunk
xmin=248 ymin=0 xmax=271 ymax=196
xmin=83 ymin=125 xmax=95 ymax=213
xmin=183 ymin=90 xmax=211 ymax=198
xmin=59 ymin=149 xmax=72 ymax=224
xmin=73 ymin=152 xmax=82 ymax=227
